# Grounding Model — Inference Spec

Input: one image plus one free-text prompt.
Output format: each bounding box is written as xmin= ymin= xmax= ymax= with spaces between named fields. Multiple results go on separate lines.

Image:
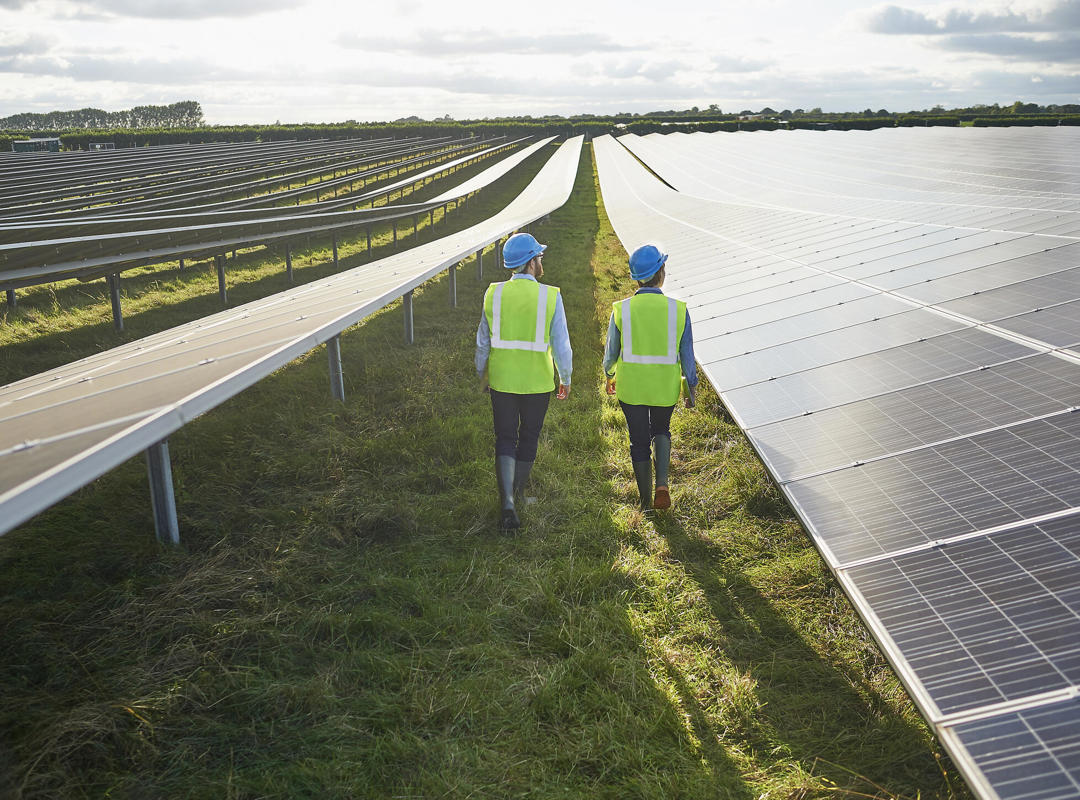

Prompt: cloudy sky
xmin=0 ymin=0 xmax=1077 ymax=123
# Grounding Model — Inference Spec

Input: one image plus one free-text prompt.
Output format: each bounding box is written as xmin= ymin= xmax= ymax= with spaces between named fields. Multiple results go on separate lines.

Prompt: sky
xmin=0 ymin=0 xmax=1077 ymax=124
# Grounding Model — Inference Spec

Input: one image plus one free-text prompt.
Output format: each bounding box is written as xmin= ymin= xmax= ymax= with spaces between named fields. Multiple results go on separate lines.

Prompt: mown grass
xmin=0 ymin=145 xmax=971 ymax=799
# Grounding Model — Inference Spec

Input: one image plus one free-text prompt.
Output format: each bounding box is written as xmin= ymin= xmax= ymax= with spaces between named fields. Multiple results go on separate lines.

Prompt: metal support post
xmin=449 ymin=262 xmax=457 ymax=307
xmin=5 ymin=289 xmax=15 ymax=310
xmin=216 ymin=255 xmax=227 ymax=304
xmin=429 ymin=208 xmax=434 ymax=228
xmin=413 ymin=215 xmax=419 ymax=240
xmin=285 ymin=245 xmax=294 ymax=284
xmin=178 ymin=258 xmax=185 ymax=272
xmin=403 ymin=290 xmax=414 ymax=344
xmin=497 ymin=239 xmax=503 ymax=270
xmin=146 ymin=440 xmax=179 ymax=545
xmin=328 ymin=335 xmax=345 ymax=402
xmin=476 ymin=249 xmax=483 ymax=281
xmin=332 ymin=234 xmax=339 ymax=268
xmin=366 ymin=226 xmax=372 ymax=257
xmin=392 ymin=220 xmax=397 ymax=248
xmin=107 ymin=273 xmax=123 ymax=332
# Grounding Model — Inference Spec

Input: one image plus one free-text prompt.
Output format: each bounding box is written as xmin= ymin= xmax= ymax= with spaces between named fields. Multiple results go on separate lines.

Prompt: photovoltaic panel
xmin=751 ymin=354 xmax=1080 ymax=481
xmin=594 ymin=128 xmax=1080 ymax=800
xmin=844 ymin=513 xmax=1080 ymax=717
xmin=997 ymin=300 xmax=1080 ymax=349
xmin=944 ymin=697 xmax=1080 ymax=800
xmin=0 ymin=138 xmax=584 ymax=538
xmin=898 ymin=244 xmax=1080 ymax=305
xmin=723 ymin=327 xmax=1038 ymax=428
xmin=789 ymin=411 xmax=1080 ymax=565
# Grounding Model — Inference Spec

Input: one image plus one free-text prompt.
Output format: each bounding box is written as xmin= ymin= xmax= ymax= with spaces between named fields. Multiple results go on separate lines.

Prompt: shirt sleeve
xmin=603 ymin=313 xmax=620 ymax=377
xmin=680 ymin=310 xmax=698 ymax=388
xmin=549 ymin=292 xmax=573 ymax=386
xmin=475 ymin=311 xmax=491 ymax=377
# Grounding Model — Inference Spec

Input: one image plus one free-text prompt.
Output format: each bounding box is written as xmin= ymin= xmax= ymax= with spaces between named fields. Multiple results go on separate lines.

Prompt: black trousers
xmin=491 ymin=389 xmax=551 ymax=461
xmin=619 ymin=401 xmax=674 ymax=463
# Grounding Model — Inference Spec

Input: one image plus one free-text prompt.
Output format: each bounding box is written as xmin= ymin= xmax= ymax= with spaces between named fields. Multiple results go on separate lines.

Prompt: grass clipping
xmin=0 ymin=144 xmax=969 ymax=799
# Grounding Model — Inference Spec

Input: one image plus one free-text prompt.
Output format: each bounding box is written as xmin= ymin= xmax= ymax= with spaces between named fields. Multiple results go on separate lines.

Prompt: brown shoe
xmin=653 ymin=486 xmax=670 ymax=510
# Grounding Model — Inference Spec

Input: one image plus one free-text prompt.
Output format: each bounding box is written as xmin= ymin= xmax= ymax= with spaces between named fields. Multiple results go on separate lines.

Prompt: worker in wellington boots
xmin=476 ymin=232 xmax=572 ymax=530
xmin=604 ymin=243 xmax=697 ymax=510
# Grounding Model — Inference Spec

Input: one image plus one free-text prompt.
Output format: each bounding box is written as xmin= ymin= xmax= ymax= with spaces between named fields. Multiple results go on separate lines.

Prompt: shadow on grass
xmin=649 ymin=510 xmax=951 ymax=797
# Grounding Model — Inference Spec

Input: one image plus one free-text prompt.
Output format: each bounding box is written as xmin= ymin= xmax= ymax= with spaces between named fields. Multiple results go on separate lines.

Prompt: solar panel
xmin=594 ymin=127 xmax=1080 ymax=800
xmin=0 ymin=138 xmax=584 ymax=538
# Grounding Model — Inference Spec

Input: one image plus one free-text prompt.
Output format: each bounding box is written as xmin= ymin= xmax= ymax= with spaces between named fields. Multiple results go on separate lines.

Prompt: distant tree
xmin=779 ymin=109 xmax=792 ymax=120
xmin=760 ymin=107 xmax=776 ymax=115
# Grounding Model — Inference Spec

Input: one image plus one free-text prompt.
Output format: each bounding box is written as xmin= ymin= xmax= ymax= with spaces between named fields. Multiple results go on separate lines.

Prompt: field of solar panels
xmin=2 ymin=127 xmax=1078 ymax=799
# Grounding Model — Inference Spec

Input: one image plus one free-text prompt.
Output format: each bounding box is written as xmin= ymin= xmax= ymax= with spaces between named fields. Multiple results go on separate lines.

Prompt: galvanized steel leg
xmin=403 ymin=290 xmax=414 ymax=344
xmin=332 ymin=234 xmax=339 ymax=268
xmin=107 ymin=273 xmax=123 ymax=332
xmin=146 ymin=440 xmax=179 ymax=546
xmin=216 ymin=255 xmax=227 ymax=304
xmin=449 ymin=263 xmax=457 ymax=307
xmin=392 ymin=220 xmax=397 ymax=249
xmin=5 ymin=289 xmax=15 ymax=310
xmin=497 ymin=239 xmax=503 ymax=270
xmin=476 ymin=249 xmax=483 ymax=281
xmin=178 ymin=258 xmax=185 ymax=272
xmin=328 ymin=335 xmax=345 ymax=402
xmin=366 ymin=227 xmax=372 ymax=258
xmin=285 ymin=245 xmax=294 ymax=284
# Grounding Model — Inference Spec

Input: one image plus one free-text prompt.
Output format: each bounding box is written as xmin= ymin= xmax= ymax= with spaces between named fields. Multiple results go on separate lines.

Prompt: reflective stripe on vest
xmin=620 ymin=297 xmax=679 ymax=365
xmin=491 ymin=282 xmax=550 ymax=352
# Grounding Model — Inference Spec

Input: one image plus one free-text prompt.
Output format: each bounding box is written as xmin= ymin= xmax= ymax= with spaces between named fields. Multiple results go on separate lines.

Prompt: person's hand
xmin=685 ymin=388 xmax=696 ymax=409
xmin=556 ymin=384 xmax=570 ymax=400
xmin=605 ymin=377 xmax=616 ymax=396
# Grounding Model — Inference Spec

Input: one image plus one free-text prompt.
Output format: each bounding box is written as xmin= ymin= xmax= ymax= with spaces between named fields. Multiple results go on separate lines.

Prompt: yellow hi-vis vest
xmin=613 ymin=293 xmax=687 ymax=406
xmin=484 ymin=278 xmax=559 ymax=394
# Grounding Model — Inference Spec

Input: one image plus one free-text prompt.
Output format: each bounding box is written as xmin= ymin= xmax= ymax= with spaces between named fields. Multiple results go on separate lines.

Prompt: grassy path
xmin=0 ymin=146 xmax=969 ymax=798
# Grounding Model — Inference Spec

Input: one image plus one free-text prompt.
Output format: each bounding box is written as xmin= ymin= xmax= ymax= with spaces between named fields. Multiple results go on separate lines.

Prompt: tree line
xmin=0 ymin=101 xmax=203 ymax=132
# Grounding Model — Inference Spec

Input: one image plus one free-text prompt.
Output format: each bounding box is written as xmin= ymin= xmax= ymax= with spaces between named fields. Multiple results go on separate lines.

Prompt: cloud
xmin=0 ymin=53 xmax=247 ymax=83
xmin=710 ymin=54 xmax=771 ymax=73
xmin=935 ymin=32 xmax=1080 ymax=62
xmin=27 ymin=0 xmax=296 ymax=19
xmin=865 ymin=0 xmax=1080 ymax=34
xmin=338 ymin=28 xmax=632 ymax=57
xmin=0 ymin=32 xmax=51 ymax=57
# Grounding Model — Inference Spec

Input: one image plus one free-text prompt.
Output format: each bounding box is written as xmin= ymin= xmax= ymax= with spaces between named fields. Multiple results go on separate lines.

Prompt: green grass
xmin=0 ymin=145 xmax=971 ymax=799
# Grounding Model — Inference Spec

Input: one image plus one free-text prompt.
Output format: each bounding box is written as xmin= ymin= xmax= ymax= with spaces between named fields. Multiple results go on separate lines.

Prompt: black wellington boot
xmin=513 ymin=459 xmax=535 ymax=506
xmin=496 ymin=455 xmax=520 ymax=530
xmin=632 ymin=460 xmax=653 ymax=510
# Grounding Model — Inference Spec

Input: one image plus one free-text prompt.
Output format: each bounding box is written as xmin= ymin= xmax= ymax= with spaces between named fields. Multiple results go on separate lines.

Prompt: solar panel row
xmin=0 ymin=137 xmax=583 ymax=542
xmin=594 ymin=127 xmax=1080 ymax=800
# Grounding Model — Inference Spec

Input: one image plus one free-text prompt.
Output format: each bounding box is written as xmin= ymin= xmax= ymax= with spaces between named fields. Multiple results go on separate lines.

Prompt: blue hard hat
xmin=503 ymin=232 xmax=546 ymax=269
xmin=629 ymin=244 xmax=668 ymax=281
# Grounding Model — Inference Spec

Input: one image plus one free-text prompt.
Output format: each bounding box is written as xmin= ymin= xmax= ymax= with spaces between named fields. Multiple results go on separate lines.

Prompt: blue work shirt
xmin=476 ymin=273 xmax=573 ymax=386
xmin=603 ymin=287 xmax=698 ymax=391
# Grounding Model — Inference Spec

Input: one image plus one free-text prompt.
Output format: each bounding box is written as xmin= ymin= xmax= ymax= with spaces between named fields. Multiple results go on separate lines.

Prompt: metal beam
xmin=216 ymin=255 xmax=227 ymax=304
xmin=403 ymin=290 xmax=414 ymax=344
xmin=107 ymin=272 xmax=123 ymax=332
xmin=328 ymin=335 xmax=345 ymax=402
xmin=146 ymin=440 xmax=179 ymax=545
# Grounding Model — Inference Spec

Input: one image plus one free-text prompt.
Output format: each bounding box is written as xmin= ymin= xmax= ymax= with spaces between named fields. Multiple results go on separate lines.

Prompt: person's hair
xmin=637 ymin=268 xmax=664 ymax=288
